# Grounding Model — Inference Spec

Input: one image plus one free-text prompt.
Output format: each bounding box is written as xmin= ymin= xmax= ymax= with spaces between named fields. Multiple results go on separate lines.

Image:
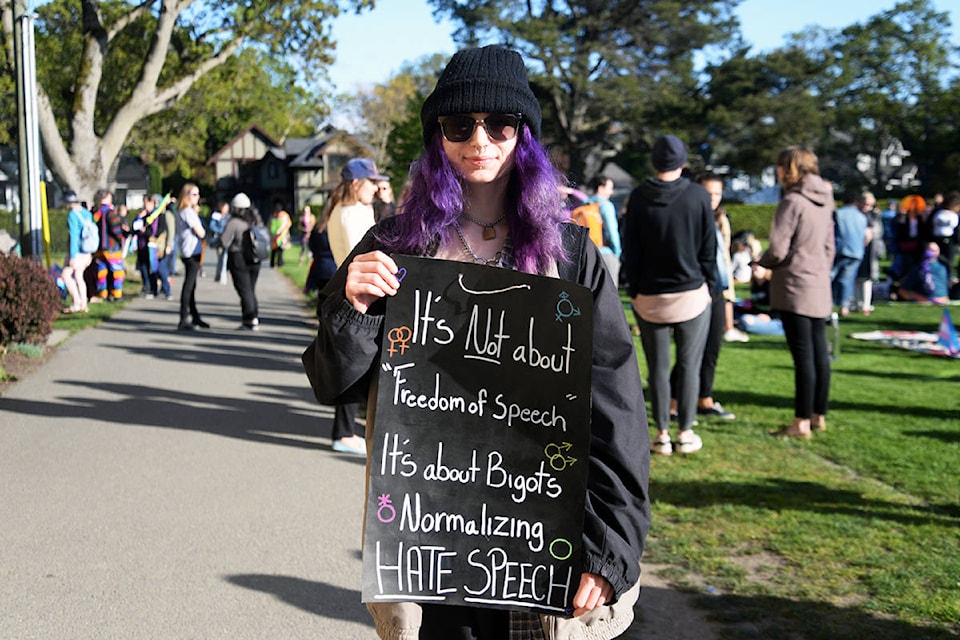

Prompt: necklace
xmin=453 ymin=221 xmax=503 ymax=266
xmin=460 ymin=212 xmax=505 ymax=240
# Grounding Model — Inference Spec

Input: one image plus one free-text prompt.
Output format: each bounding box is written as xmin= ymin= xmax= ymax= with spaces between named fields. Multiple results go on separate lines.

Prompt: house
xmin=206 ymin=123 xmax=375 ymax=220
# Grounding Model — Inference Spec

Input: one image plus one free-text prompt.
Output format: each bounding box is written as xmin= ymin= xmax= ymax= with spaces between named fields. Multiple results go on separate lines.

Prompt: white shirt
xmin=177 ymin=206 xmax=203 ymax=258
xmin=327 ymin=202 xmax=375 ymax=266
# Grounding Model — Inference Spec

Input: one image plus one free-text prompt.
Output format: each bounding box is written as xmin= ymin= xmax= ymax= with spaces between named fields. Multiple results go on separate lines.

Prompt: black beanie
xmin=651 ymin=134 xmax=688 ymax=172
xmin=420 ymin=45 xmax=542 ymax=147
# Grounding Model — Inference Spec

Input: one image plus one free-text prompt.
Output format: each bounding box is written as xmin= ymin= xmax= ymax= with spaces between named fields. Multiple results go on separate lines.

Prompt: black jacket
xmin=623 ymin=176 xmax=718 ymax=297
xmin=302 ymin=221 xmax=651 ymax=602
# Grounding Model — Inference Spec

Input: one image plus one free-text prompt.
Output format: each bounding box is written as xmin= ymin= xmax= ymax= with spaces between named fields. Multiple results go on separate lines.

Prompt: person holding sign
xmin=303 ymin=45 xmax=650 ymax=640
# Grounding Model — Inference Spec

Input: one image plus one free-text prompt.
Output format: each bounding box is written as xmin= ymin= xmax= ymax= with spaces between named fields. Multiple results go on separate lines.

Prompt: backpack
xmin=570 ymin=202 xmax=604 ymax=248
xmin=242 ymin=224 xmax=271 ymax=264
xmin=79 ymin=218 xmax=100 ymax=254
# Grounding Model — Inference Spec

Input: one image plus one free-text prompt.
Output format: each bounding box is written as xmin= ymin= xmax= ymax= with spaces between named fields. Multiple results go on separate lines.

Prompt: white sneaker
xmin=724 ymin=328 xmax=750 ymax=343
xmin=676 ymin=430 xmax=703 ymax=454
xmin=651 ymin=433 xmax=673 ymax=456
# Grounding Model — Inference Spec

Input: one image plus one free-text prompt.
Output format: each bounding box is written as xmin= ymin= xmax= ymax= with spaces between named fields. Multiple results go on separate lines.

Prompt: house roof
xmin=205 ymin=124 xmax=282 ymax=165
xmin=288 ymin=125 xmax=367 ymax=169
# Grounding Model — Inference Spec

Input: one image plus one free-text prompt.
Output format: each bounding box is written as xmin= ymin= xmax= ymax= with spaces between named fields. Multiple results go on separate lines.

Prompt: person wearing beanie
xmin=623 ymin=134 xmax=717 ymax=456
xmin=217 ymin=192 xmax=262 ymax=330
xmin=302 ymin=45 xmax=649 ymax=640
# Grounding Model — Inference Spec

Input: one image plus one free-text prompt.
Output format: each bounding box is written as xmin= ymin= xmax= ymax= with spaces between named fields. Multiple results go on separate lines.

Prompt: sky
xmin=326 ymin=0 xmax=960 ymax=93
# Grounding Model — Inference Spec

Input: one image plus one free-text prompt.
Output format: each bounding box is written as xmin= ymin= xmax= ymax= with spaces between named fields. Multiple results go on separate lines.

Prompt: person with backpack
xmin=217 ymin=192 xmax=262 ymax=330
xmin=301 ymin=45 xmax=649 ymax=639
xmin=584 ymin=174 xmax=621 ymax=286
xmin=62 ymin=190 xmax=95 ymax=313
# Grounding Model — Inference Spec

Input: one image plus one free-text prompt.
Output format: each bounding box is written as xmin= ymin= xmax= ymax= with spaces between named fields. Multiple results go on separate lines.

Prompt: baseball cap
xmin=341 ymin=158 xmax=389 ymax=182
xmin=63 ymin=190 xmax=80 ymax=204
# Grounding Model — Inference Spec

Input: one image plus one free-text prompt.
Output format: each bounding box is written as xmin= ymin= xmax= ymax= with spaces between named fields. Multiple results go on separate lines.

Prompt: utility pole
xmin=13 ymin=0 xmax=43 ymax=260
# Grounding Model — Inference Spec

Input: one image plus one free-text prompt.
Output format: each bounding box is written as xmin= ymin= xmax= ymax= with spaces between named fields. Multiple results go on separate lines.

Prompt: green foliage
xmin=704 ymin=46 xmax=833 ymax=176
xmin=427 ymin=0 xmax=742 ymax=182
xmin=385 ymin=93 xmax=431 ymax=185
xmin=127 ymin=48 xmax=320 ymax=181
xmin=724 ymin=204 xmax=777 ymax=240
xmin=0 ymin=255 xmax=61 ymax=346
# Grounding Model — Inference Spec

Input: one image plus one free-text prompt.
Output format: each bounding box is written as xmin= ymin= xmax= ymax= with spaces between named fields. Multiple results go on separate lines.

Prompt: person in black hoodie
xmin=624 ymin=134 xmax=717 ymax=456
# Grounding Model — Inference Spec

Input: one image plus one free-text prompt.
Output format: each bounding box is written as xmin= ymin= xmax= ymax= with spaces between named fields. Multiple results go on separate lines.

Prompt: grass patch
xmin=625 ymin=297 xmax=959 ymax=637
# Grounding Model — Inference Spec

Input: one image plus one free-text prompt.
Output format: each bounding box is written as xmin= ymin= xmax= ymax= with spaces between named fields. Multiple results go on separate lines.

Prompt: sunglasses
xmin=438 ymin=113 xmax=523 ymax=143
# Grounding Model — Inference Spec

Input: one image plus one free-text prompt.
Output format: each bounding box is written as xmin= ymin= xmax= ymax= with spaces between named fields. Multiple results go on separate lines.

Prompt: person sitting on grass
xmin=898 ymin=242 xmax=950 ymax=304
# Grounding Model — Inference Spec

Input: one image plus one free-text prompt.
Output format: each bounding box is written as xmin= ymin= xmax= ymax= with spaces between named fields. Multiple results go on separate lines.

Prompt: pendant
xmin=482 ymin=226 xmax=496 ymax=241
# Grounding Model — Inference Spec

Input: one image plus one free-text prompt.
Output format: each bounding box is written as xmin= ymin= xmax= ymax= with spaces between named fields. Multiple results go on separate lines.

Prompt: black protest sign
xmin=362 ymin=256 xmax=593 ymax=615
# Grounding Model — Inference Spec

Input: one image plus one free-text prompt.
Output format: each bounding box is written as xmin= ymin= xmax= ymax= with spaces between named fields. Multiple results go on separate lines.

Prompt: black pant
xmin=179 ymin=254 xmax=202 ymax=323
xmin=331 ymin=403 xmax=361 ymax=441
xmin=227 ymin=252 xmax=260 ymax=323
xmin=270 ymin=247 xmax=284 ymax=267
xmin=418 ymin=604 xmax=509 ymax=640
xmin=779 ymin=311 xmax=831 ymax=419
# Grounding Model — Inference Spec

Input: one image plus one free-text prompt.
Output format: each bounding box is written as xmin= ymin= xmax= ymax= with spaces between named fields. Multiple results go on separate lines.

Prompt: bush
xmin=0 ymin=255 xmax=61 ymax=346
xmin=725 ymin=203 xmax=778 ymax=240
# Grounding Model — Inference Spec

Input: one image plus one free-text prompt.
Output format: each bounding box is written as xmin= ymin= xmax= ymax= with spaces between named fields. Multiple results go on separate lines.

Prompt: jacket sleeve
xmin=698 ymin=201 xmax=719 ymax=294
xmin=576 ymin=237 xmax=651 ymax=599
xmin=301 ymin=227 xmax=386 ymax=404
xmin=758 ymin=196 xmax=799 ymax=269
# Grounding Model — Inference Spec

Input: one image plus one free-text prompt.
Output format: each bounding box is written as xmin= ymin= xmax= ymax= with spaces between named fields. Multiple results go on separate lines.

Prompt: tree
xmin=819 ymin=0 xmax=957 ymax=191
xmin=343 ymin=53 xmax=447 ymax=183
xmin=127 ymin=49 xmax=320 ymax=185
xmin=0 ymin=0 xmax=371 ymax=198
xmin=426 ymin=0 xmax=741 ymax=184
xmin=702 ymin=42 xmax=833 ymax=177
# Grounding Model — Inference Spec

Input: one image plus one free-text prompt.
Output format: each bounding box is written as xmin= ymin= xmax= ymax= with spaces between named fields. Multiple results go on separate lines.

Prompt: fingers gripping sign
xmin=346 ymin=251 xmax=402 ymax=313
xmin=571 ymin=573 xmax=613 ymax=617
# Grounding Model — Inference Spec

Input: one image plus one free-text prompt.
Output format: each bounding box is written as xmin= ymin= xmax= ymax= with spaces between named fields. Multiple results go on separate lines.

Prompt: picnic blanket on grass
xmin=851 ymin=309 xmax=960 ymax=359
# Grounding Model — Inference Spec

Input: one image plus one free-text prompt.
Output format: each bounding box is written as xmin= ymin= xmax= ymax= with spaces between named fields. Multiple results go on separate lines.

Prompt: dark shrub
xmin=0 ymin=255 xmax=61 ymax=346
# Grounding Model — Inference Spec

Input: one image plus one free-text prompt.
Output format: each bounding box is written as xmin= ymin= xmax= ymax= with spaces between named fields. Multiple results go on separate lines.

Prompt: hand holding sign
xmin=346 ymin=250 xmax=402 ymax=312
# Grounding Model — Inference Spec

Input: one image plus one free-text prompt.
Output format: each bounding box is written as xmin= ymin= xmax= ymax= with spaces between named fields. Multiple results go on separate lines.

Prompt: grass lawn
xmin=626 ymin=297 xmax=959 ymax=638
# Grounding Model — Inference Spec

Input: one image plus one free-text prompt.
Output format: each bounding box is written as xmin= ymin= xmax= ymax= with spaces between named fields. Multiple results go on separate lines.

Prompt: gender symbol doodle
xmin=377 ymin=494 xmax=396 ymax=523
xmin=555 ymin=291 xmax=581 ymax=322
xmin=386 ymin=326 xmax=413 ymax=357
xmin=544 ymin=442 xmax=577 ymax=471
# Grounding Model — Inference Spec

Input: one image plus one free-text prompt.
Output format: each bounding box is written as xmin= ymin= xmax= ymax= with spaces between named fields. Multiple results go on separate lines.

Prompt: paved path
xmin=0 ymin=259 xmax=715 ymax=639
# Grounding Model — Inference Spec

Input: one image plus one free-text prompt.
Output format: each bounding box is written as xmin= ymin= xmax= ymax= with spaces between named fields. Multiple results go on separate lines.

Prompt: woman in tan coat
xmin=758 ymin=146 xmax=835 ymax=438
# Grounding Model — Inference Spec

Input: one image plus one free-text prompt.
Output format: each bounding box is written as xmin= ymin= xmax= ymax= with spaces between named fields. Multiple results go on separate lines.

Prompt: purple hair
xmin=378 ymin=126 xmax=569 ymax=275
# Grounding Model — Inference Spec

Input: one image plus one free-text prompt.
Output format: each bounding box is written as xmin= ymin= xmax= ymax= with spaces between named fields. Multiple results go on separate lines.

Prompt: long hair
xmin=777 ymin=146 xmax=819 ymax=193
xmin=378 ymin=126 xmax=568 ymax=275
xmin=178 ymin=183 xmax=198 ymax=210
xmin=322 ymin=179 xmax=359 ymax=221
